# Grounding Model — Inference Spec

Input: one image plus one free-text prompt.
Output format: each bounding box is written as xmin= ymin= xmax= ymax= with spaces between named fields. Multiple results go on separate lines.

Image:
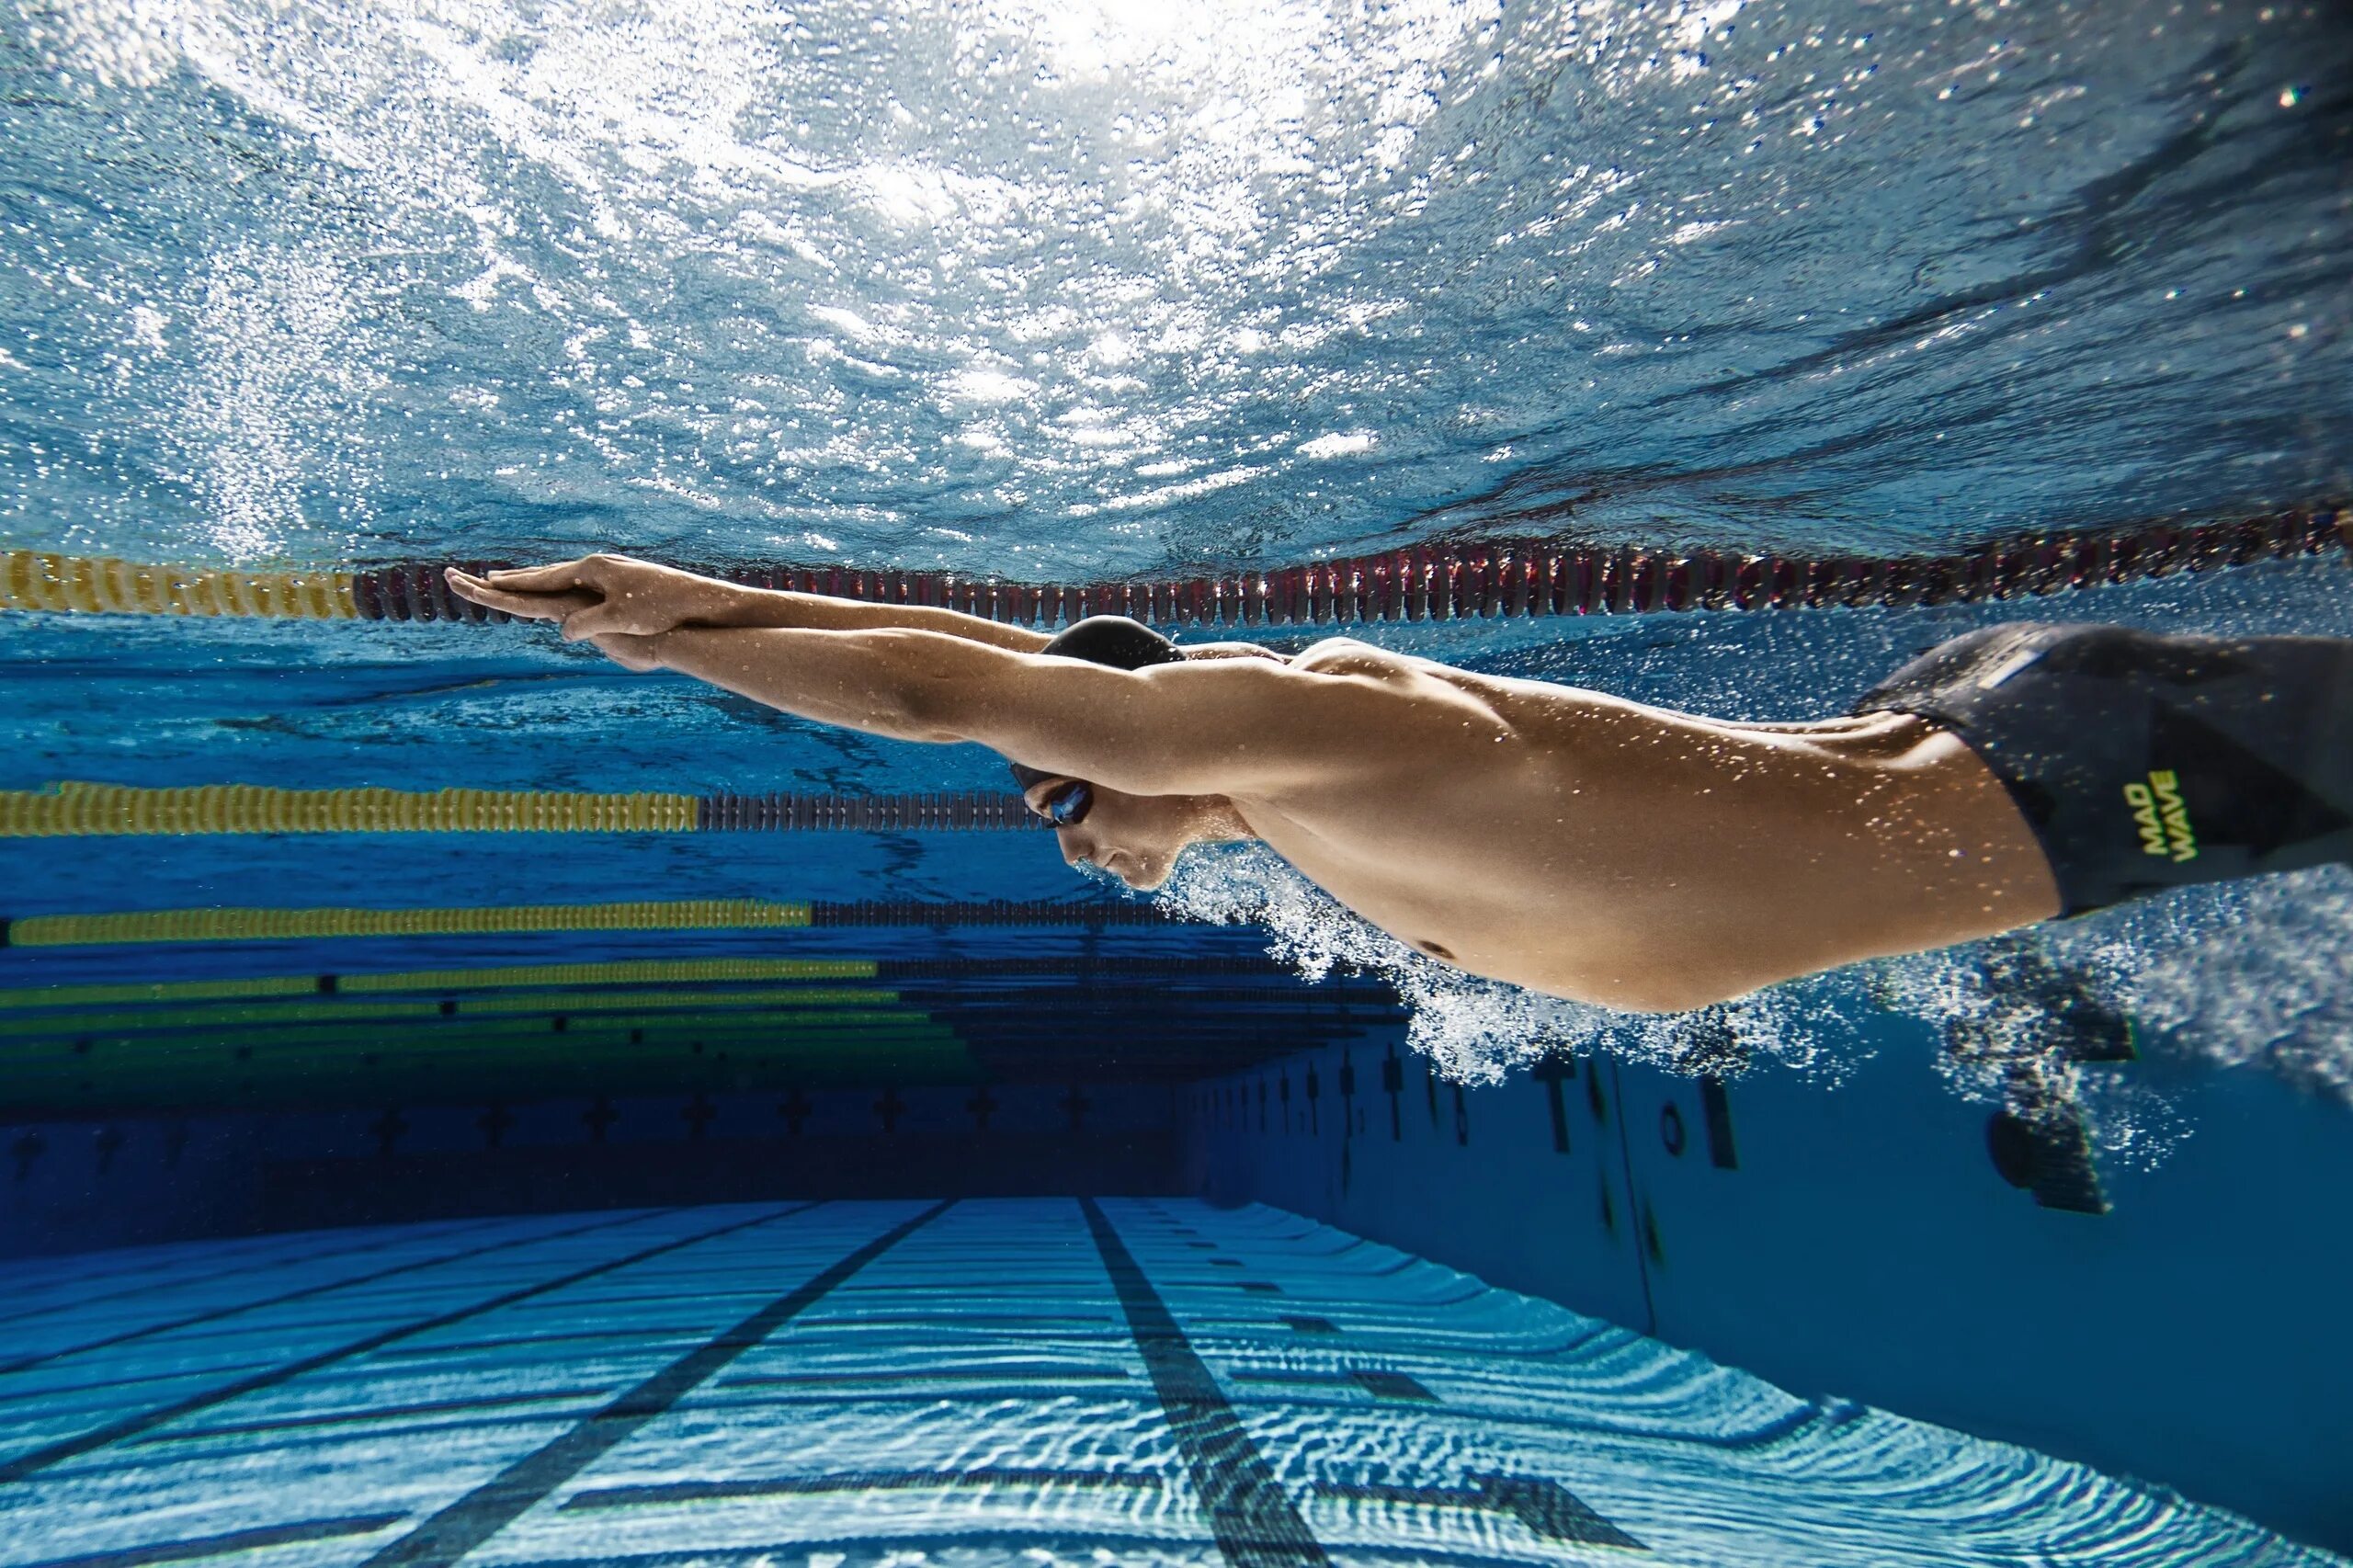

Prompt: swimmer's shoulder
xmin=1290 ymin=636 xmax=1418 ymax=677
xmin=1290 ymin=638 xmax=1499 ymax=701
xmin=1289 ymin=638 xmax=1596 ymax=735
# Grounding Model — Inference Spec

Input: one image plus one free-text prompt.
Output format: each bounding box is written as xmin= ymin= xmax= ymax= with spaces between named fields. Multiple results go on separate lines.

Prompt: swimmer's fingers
xmin=476 ymin=558 xmax=604 ymax=592
xmin=445 ymin=570 xmax=596 ymax=622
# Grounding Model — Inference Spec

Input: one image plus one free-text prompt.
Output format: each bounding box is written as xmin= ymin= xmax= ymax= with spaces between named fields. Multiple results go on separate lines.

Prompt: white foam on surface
xmin=1887 ymin=867 xmax=2353 ymax=1115
xmin=1158 ymin=837 xmax=2353 ymax=1159
xmin=1156 ymin=842 xmax=1859 ymax=1089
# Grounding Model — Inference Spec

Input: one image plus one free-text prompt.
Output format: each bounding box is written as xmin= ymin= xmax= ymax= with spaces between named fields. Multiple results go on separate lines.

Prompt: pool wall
xmin=0 ymin=1081 xmax=1185 ymax=1255
xmin=1181 ymin=1015 xmax=2353 ymax=1553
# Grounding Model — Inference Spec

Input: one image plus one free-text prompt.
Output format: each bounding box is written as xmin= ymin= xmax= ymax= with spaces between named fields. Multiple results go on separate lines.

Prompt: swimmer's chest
xmin=1236 ymin=796 xmax=1569 ymax=970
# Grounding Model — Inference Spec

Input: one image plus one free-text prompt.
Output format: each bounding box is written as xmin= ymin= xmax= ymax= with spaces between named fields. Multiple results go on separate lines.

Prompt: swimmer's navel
xmin=1417 ymin=938 xmax=1456 ymax=961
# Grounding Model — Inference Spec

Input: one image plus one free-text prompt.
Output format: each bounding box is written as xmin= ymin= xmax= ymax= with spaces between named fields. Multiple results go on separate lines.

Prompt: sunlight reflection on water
xmin=4 ymin=0 xmax=2346 ymax=571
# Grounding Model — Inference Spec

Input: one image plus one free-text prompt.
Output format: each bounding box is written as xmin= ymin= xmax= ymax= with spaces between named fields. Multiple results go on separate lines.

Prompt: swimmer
xmin=448 ymin=556 xmax=2352 ymax=1013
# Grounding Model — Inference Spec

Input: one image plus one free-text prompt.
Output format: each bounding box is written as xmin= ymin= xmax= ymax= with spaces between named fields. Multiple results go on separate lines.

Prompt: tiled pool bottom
xmin=0 ymin=1200 xmax=2330 ymax=1568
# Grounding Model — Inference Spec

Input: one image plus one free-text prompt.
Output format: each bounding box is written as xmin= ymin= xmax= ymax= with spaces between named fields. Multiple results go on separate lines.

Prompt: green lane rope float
xmin=0 ymin=989 xmax=904 ymax=1040
xmin=0 ymin=783 xmax=1038 ymax=836
xmin=5 ymin=502 xmax=2341 ymax=630
xmin=0 ymin=957 xmax=1313 ymax=1014
xmin=0 ymin=958 xmax=881 ymax=1010
xmin=0 ymin=898 xmax=1165 ymax=948
xmin=0 ymin=1025 xmax=985 ymax=1116
xmin=3 ymin=1010 xmax=942 ymax=1058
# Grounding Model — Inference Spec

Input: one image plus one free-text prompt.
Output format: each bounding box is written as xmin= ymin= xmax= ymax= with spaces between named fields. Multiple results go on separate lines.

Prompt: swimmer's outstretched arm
xmin=562 ymin=623 xmax=1457 ymax=798
xmin=448 ymin=555 xmax=1054 ymax=653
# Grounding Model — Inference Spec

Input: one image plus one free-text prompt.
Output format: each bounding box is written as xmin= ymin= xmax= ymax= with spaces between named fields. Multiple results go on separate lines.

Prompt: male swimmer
xmin=448 ymin=556 xmax=2353 ymax=1014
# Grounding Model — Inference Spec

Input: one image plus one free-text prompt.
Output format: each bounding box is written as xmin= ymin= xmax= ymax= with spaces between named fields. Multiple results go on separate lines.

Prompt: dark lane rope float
xmin=4 ymin=503 xmax=2341 ymax=628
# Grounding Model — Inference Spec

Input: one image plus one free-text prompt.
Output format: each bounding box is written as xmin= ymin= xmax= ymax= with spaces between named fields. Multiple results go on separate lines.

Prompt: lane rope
xmin=326 ymin=958 xmax=877 ymax=992
xmin=2 ymin=901 xmax=814 ymax=947
xmin=0 ymin=956 xmax=1307 ymax=1011
xmin=0 ymin=959 xmax=881 ymax=1010
xmin=0 ymin=989 xmax=904 ymax=1040
xmin=0 ymin=898 xmax=1165 ymax=948
xmin=4 ymin=1012 xmax=949 ymax=1058
xmin=0 ymin=551 xmax=359 ymax=619
xmin=6 ymin=502 xmax=2340 ymax=630
xmin=0 ymin=784 xmax=1038 ymax=836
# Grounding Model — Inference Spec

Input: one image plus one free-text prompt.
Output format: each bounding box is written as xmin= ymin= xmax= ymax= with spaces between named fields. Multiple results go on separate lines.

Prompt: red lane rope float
xmin=8 ymin=506 xmax=2340 ymax=630
xmin=368 ymin=502 xmax=2349 ymax=626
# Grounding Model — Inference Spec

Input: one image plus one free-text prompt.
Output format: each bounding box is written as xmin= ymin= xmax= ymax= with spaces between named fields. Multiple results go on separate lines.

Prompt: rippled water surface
xmin=3 ymin=0 xmax=2348 ymax=574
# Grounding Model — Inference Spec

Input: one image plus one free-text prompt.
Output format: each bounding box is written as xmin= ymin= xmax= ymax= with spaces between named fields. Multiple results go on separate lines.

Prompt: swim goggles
xmin=1037 ymin=779 xmax=1094 ymax=828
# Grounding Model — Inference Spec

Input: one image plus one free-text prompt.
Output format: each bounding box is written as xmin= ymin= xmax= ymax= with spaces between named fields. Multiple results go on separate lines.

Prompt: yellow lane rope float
xmin=0 ymin=897 xmax=1156 ymax=948
xmin=0 ymin=550 xmax=358 ymax=619
xmin=0 ymin=783 xmax=699 ymax=835
xmin=0 ymin=783 xmax=1035 ymax=835
xmin=1 ymin=900 xmax=813 ymax=947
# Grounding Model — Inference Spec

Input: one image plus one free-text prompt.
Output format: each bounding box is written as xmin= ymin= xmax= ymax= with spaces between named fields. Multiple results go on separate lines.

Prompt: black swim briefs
xmin=1850 ymin=621 xmax=2353 ymax=915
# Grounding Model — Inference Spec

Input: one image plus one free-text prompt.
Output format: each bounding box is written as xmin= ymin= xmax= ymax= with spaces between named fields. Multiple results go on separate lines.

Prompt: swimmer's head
xmin=1005 ymin=616 xmax=1187 ymax=795
xmin=1009 ymin=616 xmax=1235 ymax=891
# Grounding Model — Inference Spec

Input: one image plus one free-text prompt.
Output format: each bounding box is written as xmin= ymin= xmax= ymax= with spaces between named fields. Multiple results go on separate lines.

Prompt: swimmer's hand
xmin=445 ymin=554 xmax=733 ymax=640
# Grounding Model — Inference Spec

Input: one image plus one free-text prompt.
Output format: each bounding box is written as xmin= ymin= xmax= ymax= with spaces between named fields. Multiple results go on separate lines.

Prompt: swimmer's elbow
xmin=891 ymin=680 xmax=980 ymax=745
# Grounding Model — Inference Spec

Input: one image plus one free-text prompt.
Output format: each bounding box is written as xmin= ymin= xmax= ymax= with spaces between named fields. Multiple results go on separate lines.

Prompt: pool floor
xmin=0 ymin=1199 xmax=2332 ymax=1567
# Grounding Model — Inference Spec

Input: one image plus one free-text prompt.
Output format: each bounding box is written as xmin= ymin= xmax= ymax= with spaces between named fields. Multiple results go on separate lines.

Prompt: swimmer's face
xmin=1022 ymin=777 xmax=1207 ymax=892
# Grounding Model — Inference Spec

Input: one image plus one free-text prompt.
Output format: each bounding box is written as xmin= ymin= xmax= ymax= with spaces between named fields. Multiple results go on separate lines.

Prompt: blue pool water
xmin=3 ymin=0 xmax=2352 ymax=1561
xmin=4 ymin=1199 xmax=2337 ymax=1568
xmin=2 ymin=0 xmax=2348 ymax=570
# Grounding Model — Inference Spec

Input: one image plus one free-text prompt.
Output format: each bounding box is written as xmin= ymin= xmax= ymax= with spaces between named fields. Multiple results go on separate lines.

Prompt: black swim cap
xmin=1008 ymin=617 xmax=1184 ymax=792
xmin=1040 ymin=615 xmax=1186 ymax=670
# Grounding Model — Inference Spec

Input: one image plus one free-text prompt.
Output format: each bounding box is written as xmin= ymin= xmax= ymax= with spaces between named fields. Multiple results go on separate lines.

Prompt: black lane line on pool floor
xmin=0 ymin=1204 xmax=813 ymax=1483
xmin=17 ymin=1512 xmax=410 ymax=1568
xmin=358 ymin=1199 xmax=956 ymax=1568
xmin=1606 ymin=1056 xmax=1659 ymax=1338
xmin=1077 ymin=1199 xmax=1330 ymax=1568
xmin=0 ymin=1219 xmax=501 ymax=1334
xmin=0 ymin=1212 xmax=608 ymax=1376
